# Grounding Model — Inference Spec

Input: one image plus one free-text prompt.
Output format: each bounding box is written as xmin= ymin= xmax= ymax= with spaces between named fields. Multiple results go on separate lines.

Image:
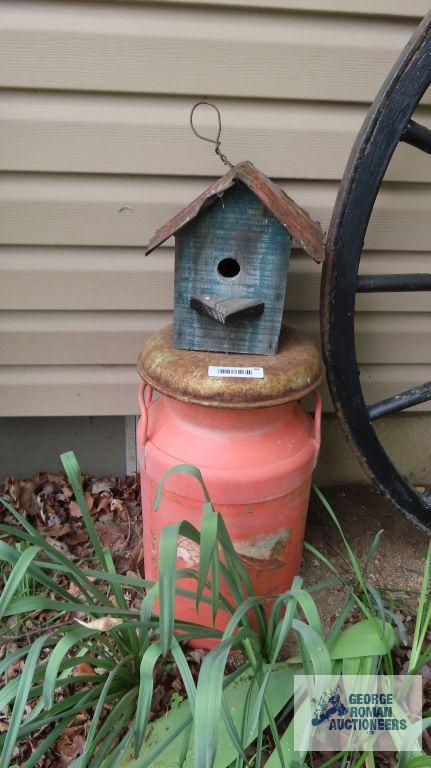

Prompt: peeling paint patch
xmin=175 ymin=530 xmax=291 ymax=571
xmin=177 ymin=535 xmax=200 ymax=567
xmin=235 ymin=529 xmax=291 ymax=570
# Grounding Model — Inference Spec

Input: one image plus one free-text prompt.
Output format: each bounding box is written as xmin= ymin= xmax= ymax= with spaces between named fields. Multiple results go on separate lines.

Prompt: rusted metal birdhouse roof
xmin=145 ymin=161 xmax=325 ymax=263
xmin=137 ymin=323 xmax=323 ymax=408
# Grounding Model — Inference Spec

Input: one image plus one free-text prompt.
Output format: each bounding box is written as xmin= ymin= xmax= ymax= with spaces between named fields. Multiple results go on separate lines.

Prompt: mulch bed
xmin=0 ymin=471 xmax=200 ymax=766
xmin=1 ymin=473 xmax=430 ymax=767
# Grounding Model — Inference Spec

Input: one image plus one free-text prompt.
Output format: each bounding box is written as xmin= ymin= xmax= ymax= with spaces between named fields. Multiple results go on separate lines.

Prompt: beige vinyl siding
xmin=89 ymin=1 xmax=430 ymax=17
xmin=0 ymin=1 xmax=429 ymax=416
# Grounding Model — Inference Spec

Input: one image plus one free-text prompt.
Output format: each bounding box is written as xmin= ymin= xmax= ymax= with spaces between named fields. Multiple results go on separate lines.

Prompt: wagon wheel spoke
xmin=357 ymin=274 xmax=431 ymax=292
xmin=321 ymin=11 xmax=431 ymax=530
xmin=368 ymin=382 xmax=431 ymax=421
xmin=401 ymin=119 xmax=431 ymax=154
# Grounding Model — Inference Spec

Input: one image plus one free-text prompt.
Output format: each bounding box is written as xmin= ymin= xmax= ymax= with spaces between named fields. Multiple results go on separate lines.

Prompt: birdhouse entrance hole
xmin=217 ymin=257 xmax=240 ymax=279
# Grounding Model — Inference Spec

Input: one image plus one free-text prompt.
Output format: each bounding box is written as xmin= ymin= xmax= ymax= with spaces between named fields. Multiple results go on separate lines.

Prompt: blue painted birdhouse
xmin=146 ymin=162 xmax=324 ymax=355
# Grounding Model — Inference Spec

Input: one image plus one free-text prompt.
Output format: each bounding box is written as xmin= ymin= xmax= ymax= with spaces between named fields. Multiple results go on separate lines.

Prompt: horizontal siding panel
xmin=1 ymin=311 xmax=429 ymax=366
xmin=1 ymin=175 xmax=431 ymax=251
xmin=0 ymin=364 xmax=429 ymax=417
xmin=0 ymin=248 xmax=429 ymax=313
xmin=0 ymin=3 xmax=422 ymax=104
xmin=2 ymin=92 xmax=431 ymax=183
xmin=0 ymin=311 xmax=170 ymax=365
xmin=140 ymin=1 xmax=428 ymax=17
xmin=0 ymin=365 xmax=141 ymax=416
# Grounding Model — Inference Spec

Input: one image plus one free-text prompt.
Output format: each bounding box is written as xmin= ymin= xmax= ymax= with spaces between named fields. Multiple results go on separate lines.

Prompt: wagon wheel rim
xmin=321 ymin=12 xmax=431 ymax=530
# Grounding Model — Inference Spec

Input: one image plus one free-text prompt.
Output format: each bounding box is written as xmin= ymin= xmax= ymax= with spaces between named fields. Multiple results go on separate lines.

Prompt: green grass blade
xmin=0 ymin=545 xmax=40 ymax=619
xmin=0 ymin=517 xmax=112 ymax=606
xmin=43 ymin=626 xmax=96 ymax=709
xmin=210 ymin=548 xmax=221 ymax=624
xmin=90 ymin=689 xmax=138 ymax=768
xmin=194 ymin=637 xmax=236 ymax=768
xmin=3 ymin=596 xmax=139 ymax=618
xmin=178 ymin=722 xmax=193 ymax=768
xmin=303 ymin=541 xmax=346 ymax=582
xmin=102 ymin=728 xmax=134 ymax=768
xmin=399 ymin=716 xmax=431 ymax=767
xmin=153 ymin=464 xmax=211 ymax=512
xmin=0 ymin=634 xmax=48 ymax=767
xmin=134 ymin=640 xmax=163 ymax=757
xmin=325 ymin=588 xmax=355 ymax=648
xmin=364 ymin=529 xmax=384 ymax=573
xmin=249 ymin=597 xmax=297 ymax=737
xmin=170 ymin=637 xmax=197 ymax=710
xmin=292 ymin=618 xmax=332 ymax=676
xmin=0 ymin=537 xmax=81 ymax=603
xmin=196 ymin=502 xmax=218 ymax=611
xmin=220 ymin=695 xmax=249 ymax=765
xmin=80 ymin=659 xmax=131 ymax=768
xmin=409 ymin=540 xmax=431 ymax=672
xmin=313 ymin=486 xmax=370 ymax=599
xmin=158 ymin=521 xmax=182 ymax=656
xmin=60 ymin=451 xmax=106 ymax=568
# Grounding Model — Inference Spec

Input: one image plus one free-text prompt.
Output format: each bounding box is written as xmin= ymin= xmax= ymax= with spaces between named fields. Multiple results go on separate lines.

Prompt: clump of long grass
xmin=0 ymin=453 xmax=430 ymax=768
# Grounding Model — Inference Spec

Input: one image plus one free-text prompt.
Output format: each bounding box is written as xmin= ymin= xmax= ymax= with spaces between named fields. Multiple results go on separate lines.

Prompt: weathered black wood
xmin=321 ymin=12 xmax=431 ymax=530
xmin=190 ymin=294 xmax=265 ymax=324
xmin=401 ymin=119 xmax=431 ymax=154
xmin=357 ymin=273 xmax=431 ymax=292
xmin=368 ymin=382 xmax=431 ymax=421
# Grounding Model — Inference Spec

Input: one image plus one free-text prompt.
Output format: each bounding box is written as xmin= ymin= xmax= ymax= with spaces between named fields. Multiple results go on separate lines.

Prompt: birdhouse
xmin=146 ymin=161 xmax=324 ymax=355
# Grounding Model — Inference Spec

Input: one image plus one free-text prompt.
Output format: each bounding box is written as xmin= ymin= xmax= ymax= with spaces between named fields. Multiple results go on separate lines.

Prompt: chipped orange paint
xmin=138 ymin=388 xmax=321 ymax=648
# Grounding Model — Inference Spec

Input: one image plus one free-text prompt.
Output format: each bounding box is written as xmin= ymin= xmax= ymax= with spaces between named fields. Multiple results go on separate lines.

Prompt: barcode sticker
xmin=208 ymin=365 xmax=264 ymax=379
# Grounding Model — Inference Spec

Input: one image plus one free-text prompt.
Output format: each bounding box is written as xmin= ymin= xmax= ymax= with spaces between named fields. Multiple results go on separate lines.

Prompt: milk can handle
xmin=138 ymin=382 xmax=153 ymax=461
xmin=312 ymin=390 xmax=322 ymax=455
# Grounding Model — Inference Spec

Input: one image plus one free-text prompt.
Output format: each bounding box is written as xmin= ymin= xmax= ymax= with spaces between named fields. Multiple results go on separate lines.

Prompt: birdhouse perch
xmin=146 ymin=161 xmax=325 ymax=355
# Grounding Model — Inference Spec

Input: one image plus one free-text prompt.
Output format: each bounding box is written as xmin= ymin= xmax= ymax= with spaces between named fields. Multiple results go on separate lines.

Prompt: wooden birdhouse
xmin=146 ymin=161 xmax=324 ymax=355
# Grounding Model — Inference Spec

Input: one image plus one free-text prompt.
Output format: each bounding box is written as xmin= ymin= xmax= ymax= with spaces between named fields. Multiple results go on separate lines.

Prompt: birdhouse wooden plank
xmin=146 ymin=161 xmax=324 ymax=356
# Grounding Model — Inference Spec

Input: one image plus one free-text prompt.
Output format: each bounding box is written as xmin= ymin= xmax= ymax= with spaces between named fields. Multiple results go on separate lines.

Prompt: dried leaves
xmin=0 ymin=471 xmax=141 ymax=574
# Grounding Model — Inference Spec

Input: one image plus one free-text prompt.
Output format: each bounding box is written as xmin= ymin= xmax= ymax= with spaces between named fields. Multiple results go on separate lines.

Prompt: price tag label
xmin=208 ymin=366 xmax=264 ymax=379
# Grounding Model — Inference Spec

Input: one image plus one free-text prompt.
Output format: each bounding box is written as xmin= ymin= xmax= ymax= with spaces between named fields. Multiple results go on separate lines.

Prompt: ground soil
xmin=303 ymin=484 xmax=430 ymax=628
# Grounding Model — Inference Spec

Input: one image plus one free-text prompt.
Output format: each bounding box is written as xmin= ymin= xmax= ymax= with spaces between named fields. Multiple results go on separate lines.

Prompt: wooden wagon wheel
xmin=321 ymin=12 xmax=431 ymax=531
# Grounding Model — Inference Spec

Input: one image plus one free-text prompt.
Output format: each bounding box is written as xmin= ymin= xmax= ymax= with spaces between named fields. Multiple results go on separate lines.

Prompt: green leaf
xmin=43 ymin=626 xmax=96 ymax=709
xmin=329 ymin=619 xmax=397 ymax=659
xmin=409 ymin=540 xmax=431 ymax=672
xmin=194 ymin=637 xmax=235 ymax=768
xmin=90 ymin=689 xmax=138 ymax=768
xmin=134 ymin=640 xmax=163 ymax=757
xmin=313 ymin=486 xmax=370 ymax=600
xmin=2 ymin=596 xmax=139 ymax=618
xmin=158 ymin=519 xmax=202 ymax=655
xmin=0 ymin=634 xmax=48 ymax=767
xmin=170 ymin=638 xmax=197 ymax=710
xmin=119 ymin=663 xmax=297 ymax=768
xmin=60 ymin=451 xmax=107 ymax=568
xmin=196 ymin=502 xmax=218 ymax=613
xmin=153 ymin=464 xmax=210 ymax=512
xmin=80 ymin=658 xmax=132 ymax=768
xmin=398 ymin=716 xmax=431 ymax=767
xmin=0 ymin=545 xmax=40 ymax=618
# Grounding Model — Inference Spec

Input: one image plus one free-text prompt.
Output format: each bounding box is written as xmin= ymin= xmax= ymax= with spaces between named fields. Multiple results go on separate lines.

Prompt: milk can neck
xmin=162 ymin=396 xmax=298 ymax=431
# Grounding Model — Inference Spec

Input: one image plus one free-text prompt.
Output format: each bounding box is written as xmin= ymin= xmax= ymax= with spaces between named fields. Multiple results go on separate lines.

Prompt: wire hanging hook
xmin=190 ymin=101 xmax=235 ymax=171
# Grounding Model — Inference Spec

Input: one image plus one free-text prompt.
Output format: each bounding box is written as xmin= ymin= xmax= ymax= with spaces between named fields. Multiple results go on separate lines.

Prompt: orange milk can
xmin=137 ymin=324 xmax=322 ymax=642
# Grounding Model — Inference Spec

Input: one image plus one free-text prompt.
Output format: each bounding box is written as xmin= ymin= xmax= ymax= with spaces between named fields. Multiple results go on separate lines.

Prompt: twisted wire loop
xmin=189 ymin=101 xmax=235 ymax=171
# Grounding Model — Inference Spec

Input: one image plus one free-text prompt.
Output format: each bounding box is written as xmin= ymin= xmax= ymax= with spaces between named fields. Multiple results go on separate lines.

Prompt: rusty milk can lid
xmin=137 ymin=324 xmax=323 ymax=409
